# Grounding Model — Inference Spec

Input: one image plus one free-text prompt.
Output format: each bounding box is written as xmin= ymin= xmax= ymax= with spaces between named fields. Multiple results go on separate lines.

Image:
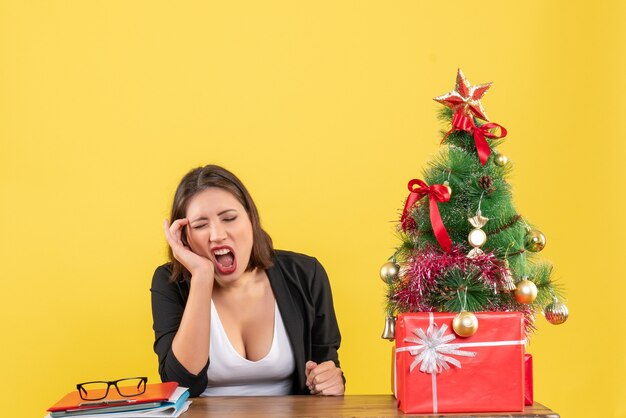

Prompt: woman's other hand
xmin=305 ymin=360 xmax=345 ymax=396
xmin=164 ymin=219 xmax=214 ymax=278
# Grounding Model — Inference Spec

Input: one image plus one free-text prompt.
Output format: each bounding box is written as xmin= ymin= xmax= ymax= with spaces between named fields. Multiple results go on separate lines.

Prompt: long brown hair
xmin=168 ymin=165 xmax=274 ymax=282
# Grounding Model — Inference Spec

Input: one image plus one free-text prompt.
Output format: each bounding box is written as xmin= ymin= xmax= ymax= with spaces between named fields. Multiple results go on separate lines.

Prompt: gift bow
xmin=400 ymin=179 xmax=452 ymax=252
xmin=400 ymin=323 xmax=476 ymax=374
xmin=444 ymin=110 xmax=507 ymax=166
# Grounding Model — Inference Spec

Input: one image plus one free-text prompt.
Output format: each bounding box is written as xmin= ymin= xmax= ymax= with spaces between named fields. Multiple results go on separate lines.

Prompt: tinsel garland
xmin=392 ymin=246 xmax=503 ymax=311
xmin=392 ymin=245 xmax=536 ymax=335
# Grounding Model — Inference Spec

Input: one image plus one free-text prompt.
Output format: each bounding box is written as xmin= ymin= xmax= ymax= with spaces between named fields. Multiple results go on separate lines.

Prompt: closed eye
xmin=223 ymin=217 xmax=237 ymax=222
xmin=192 ymin=223 xmax=208 ymax=229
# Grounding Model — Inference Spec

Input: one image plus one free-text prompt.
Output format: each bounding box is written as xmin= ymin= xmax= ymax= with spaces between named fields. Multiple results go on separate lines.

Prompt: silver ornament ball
xmin=544 ymin=301 xmax=569 ymax=325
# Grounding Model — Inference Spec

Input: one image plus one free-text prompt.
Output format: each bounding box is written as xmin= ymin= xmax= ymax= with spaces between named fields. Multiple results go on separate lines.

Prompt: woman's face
xmin=185 ymin=187 xmax=254 ymax=282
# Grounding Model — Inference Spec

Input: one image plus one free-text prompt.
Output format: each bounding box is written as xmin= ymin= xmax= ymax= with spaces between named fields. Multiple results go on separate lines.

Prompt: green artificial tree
xmin=380 ymin=69 xmax=568 ymax=339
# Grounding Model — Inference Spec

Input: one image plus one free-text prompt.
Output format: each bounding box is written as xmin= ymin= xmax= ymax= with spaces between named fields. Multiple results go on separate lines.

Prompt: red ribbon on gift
xmin=400 ymin=179 xmax=452 ymax=252
xmin=443 ymin=110 xmax=507 ymax=166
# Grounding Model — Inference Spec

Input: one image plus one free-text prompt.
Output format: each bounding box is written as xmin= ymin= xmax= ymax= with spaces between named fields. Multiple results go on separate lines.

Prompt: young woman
xmin=150 ymin=165 xmax=344 ymax=397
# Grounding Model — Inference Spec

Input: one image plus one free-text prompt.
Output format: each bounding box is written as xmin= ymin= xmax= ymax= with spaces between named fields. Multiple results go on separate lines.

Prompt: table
xmin=183 ymin=395 xmax=559 ymax=417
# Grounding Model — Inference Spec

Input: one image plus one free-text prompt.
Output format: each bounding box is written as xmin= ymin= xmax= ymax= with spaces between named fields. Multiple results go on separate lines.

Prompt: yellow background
xmin=1 ymin=1 xmax=624 ymax=417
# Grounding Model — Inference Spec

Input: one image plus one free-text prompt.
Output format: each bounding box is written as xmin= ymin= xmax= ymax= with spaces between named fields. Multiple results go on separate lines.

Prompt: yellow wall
xmin=1 ymin=1 xmax=624 ymax=417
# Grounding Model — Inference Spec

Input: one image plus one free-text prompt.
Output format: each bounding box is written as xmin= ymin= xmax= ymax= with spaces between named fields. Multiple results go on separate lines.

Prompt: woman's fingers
xmin=306 ymin=361 xmax=344 ymax=396
xmin=310 ymin=371 xmax=344 ymax=395
xmin=165 ymin=218 xmax=189 ymax=246
xmin=164 ymin=219 xmax=192 ymax=255
xmin=305 ymin=361 xmax=317 ymax=382
xmin=164 ymin=218 xmax=190 ymax=258
xmin=163 ymin=219 xmax=214 ymax=278
xmin=313 ymin=380 xmax=344 ymax=396
xmin=163 ymin=219 xmax=174 ymax=244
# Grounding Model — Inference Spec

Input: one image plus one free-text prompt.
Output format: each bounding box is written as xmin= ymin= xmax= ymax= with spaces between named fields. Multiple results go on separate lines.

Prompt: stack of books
xmin=45 ymin=382 xmax=190 ymax=418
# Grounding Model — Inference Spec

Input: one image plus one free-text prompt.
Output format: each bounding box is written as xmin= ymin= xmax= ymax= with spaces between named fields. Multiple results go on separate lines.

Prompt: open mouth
xmin=212 ymin=246 xmax=237 ymax=275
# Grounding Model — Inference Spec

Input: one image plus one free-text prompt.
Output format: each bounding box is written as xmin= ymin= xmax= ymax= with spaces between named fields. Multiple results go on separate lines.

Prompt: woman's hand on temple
xmin=305 ymin=361 xmax=345 ymax=396
xmin=164 ymin=219 xmax=214 ymax=279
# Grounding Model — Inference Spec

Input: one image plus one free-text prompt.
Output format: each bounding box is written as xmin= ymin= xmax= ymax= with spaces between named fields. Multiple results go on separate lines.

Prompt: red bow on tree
xmin=400 ymin=179 xmax=452 ymax=252
xmin=434 ymin=69 xmax=507 ymax=166
xmin=445 ymin=110 xmax=507 ymax=166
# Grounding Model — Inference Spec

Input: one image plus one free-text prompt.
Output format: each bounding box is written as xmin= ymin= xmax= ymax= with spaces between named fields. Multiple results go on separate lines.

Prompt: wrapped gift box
xmin=525 ymin=353 xmax=534 ymax=405
xmin=395 ymin=311 xmax=525 ymax=414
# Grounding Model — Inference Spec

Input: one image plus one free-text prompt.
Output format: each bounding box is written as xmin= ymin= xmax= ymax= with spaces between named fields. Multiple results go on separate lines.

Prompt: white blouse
xmin=201 ymin=301 xmax=295 ymax=396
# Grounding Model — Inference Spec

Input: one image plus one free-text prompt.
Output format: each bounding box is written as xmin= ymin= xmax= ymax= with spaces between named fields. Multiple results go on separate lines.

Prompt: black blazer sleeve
xmin=269 ymin=251 xmax=344 ymax=393
xmin=150 ymin=265 xmax=209 ymax=397
xmin=308 ymin=258 xmax=342 ymax=369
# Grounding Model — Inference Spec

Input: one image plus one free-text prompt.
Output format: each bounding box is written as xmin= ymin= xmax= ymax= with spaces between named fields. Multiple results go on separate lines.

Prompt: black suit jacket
xmin=150 ymin=250 xmax=342 ymax=397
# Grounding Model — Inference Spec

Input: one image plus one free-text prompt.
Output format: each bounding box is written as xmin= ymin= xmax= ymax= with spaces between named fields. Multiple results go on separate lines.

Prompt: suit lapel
xmin=267 ymin=259 xmax=306 ymax=393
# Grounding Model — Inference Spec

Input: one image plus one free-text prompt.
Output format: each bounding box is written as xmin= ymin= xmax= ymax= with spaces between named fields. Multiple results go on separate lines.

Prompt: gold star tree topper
xmin=434 ymin=69 xmax=492 ymax=121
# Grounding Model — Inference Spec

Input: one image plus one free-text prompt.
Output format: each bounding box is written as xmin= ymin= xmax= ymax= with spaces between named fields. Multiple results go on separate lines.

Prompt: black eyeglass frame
xmin=76 ymin=377 xmax=148 ymax=401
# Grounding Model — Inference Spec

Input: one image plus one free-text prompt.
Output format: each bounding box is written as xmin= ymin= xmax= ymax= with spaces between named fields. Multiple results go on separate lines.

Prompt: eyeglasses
xmin=77 ymin=377 xmax=148 ymax=401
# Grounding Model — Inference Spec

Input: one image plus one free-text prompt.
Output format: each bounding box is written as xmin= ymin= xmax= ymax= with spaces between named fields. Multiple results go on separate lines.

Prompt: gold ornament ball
xmin=493 ymin=152 xmax=509 ymax=167
xmin=544 ymin=301 xmax=569 ymax=325
xmin=493 ymin=152 xmax=508 ymax=166
xmin=514 ymin=279 xmax=538 ymax=304
xmin=443 ymin=180 xmax=452 ymax=197
xmin=452 ymin=311 xmax=479 ymax=337
xmin=380 ymin=262 xmax=399 ymax=282
xmin=525 ymin=229 xmax=546 ymax=252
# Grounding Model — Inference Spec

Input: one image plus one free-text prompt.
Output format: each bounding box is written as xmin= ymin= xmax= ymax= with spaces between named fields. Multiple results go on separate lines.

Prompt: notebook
xmin=47 ymin=382 xmax=179 ymax=414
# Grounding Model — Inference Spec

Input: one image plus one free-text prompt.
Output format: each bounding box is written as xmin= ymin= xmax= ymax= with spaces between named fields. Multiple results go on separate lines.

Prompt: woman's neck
xmin=213 ymin=268 xmax=265 ymax=293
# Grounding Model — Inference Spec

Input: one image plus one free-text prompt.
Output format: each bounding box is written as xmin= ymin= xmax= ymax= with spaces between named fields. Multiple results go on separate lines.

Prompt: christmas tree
xmin=381 ymin=69 xmax=568 ymax=339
